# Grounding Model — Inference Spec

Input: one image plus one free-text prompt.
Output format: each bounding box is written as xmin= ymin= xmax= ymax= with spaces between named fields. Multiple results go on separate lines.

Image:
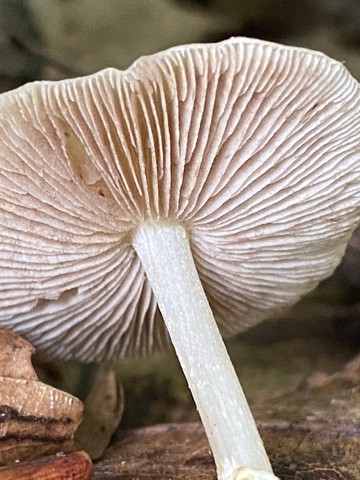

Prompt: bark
xmin=93 ymin=354 xmax=360 ymax=479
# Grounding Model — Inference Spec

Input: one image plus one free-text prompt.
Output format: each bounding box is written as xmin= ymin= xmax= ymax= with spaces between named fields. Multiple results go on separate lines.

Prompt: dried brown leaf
xmin=0 ymin=451 xmax=92 ymax=480
xmin=0 ymin=328 xmax=84 ymax=465
xmin=75 ymin=365 xmax=124 ymax=460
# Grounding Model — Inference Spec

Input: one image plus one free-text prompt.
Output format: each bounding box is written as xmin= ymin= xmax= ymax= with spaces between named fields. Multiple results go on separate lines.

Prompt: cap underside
xmin=1 ymin=38 xmax=360 ymax=360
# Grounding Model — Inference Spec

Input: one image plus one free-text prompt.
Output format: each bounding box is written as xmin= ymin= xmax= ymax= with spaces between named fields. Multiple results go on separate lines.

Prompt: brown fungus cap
xmin=1 ymin=38 xmax=360 ymax=361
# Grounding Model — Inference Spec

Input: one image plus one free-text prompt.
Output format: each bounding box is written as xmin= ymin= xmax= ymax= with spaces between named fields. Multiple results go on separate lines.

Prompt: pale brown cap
xmin=1 ymin=38 xmax=360 ymax=361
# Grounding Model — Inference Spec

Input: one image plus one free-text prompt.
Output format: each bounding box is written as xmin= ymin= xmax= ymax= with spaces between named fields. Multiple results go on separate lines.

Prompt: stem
xmin=132 ymin=221 xmax=277 ymax=480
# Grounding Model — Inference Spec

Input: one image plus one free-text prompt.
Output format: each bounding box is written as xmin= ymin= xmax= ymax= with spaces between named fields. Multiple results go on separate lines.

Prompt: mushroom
xmin=1 ymin=37 xmax=360 ymax=480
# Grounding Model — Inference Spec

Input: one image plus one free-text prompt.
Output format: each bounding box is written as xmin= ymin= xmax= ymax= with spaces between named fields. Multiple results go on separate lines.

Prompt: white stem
xmin=132 ymin=221 xmax=278 ymax=480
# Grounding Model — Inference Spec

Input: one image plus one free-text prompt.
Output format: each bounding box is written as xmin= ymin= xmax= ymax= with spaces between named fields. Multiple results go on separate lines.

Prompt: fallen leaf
xmin=75 ymin=365 xmax=124 ymax=460
xmin=0 ymin=328 xmax=84 ymax=465
xmin=0 ymin=451 xmax=92 ymax=480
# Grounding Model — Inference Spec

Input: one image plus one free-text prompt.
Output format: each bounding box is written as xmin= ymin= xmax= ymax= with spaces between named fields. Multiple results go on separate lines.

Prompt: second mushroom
xmin=1 ymin=38 xmax=360 ymax=480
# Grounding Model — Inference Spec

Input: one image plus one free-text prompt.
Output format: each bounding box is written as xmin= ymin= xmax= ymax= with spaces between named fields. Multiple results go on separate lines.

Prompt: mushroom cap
xmin=1 ymin=37 xmax=360 ymax=361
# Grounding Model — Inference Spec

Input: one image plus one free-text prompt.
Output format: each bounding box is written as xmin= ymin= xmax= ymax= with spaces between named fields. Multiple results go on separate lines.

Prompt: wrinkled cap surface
xmin=1 ymin=38 xmax=360 ymax=361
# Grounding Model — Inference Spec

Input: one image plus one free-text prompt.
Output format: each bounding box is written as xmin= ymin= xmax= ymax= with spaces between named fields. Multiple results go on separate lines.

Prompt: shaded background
xmin=1 ymin=0 xmax=360 ymax=428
